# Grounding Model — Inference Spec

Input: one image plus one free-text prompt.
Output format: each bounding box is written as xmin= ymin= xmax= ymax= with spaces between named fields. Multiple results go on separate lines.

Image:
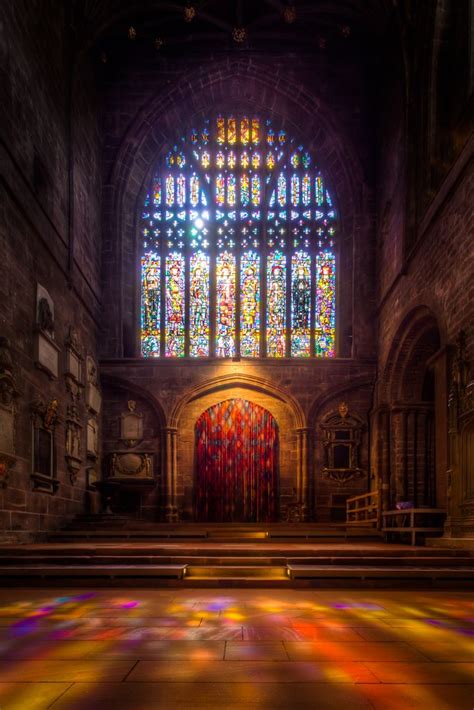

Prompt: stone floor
xmin=0 ymin=588 xmax=472 ymax=709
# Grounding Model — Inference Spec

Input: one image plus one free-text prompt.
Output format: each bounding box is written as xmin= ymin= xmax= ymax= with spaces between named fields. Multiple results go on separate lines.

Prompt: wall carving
xmin=30 ymin=397 xmax=60 ymax=494
xmin=320 ymin=402 xmax=364 ymax=484
xmin=35 ymin=284 xmax=60 ymax=379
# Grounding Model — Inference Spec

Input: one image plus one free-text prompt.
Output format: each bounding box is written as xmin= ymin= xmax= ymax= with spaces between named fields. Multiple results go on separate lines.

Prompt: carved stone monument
xmin=30 ymin=397 xmax=60 ymax=494
xmin=35 ymin=284 xmax=60 ymax=379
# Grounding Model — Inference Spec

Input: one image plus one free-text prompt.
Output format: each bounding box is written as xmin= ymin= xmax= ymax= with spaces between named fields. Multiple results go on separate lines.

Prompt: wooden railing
xmin=346 ymin=491 xmax=380 ymax=527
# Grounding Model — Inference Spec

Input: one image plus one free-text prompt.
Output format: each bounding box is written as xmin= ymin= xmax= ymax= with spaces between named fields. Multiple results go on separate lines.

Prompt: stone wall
xmin=0 ymin=1 xmax=102 ymax=540
xmin=101 ymin=358 xmax=376 ymax=521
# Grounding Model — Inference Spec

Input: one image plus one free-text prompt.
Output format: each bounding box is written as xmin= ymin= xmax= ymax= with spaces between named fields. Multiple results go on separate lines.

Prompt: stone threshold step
xmin=288 ymin=565 xmax=474 ymax=579
xmin=185 ymin=565 xmax=288 ymax=578
xmin=0 ymin=564 xmax=187 ymax=578
xmin=0 ymin=555 xmax=471 ymax=567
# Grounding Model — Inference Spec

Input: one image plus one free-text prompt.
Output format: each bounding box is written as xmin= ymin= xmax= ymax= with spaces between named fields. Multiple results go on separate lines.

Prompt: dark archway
xmin=382 ymin=307 xmax=442 ymax=508
xmin=194 ymin=398 xmax=279 ymax=522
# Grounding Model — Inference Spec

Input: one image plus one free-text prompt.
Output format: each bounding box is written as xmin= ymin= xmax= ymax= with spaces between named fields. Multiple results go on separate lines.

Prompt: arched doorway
xmin=194 ymin=398 xmax=279 ymax=522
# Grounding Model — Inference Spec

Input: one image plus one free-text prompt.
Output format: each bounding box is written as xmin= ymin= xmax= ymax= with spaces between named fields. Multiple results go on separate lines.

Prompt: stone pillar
xmin=296 ymin=427 xmax=311 ymax=519
xmin=164 ymin=426 xmax=178 ymax=522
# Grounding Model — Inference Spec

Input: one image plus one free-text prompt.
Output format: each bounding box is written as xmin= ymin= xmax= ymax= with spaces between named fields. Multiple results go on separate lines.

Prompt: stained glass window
xmin=189 ymin=252 xmax=210 ymax=357
xmin=140 ymin=115 xmax=337 ymax=358
xmin=291 ymin=251 xmax=311 ymax=357
xmin=267 ymin=251 xmax=287 ymax=357
xmin=216 ymin=252 xmax=236 ymax=357
xmin=165 ymin=252 xmax=185 ymax=357
xmin=240 ymin=251 xmax=260 ymax=357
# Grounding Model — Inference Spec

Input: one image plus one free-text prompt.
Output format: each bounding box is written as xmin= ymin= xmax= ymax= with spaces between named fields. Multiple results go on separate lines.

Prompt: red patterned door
xmin=194 ymin=398 xmax=279 ymax=522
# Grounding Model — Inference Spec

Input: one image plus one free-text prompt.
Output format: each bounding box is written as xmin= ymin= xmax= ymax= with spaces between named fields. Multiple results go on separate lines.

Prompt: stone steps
xmin=185 ymin=565 xmax=288 ymax=579
xmin=0 ymin=553 xmax=471 ymax=567
xmin=288 ymin=564 xmax=474 ymax=580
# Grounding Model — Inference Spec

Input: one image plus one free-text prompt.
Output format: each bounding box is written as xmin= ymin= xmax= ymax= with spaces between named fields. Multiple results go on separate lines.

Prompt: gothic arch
xmin=381 ymin=305 xmax=443 ymax=403
xmin=101 ymin=58 xmax=372 ymax=360
xmin=169 ymin=372 xmax=305 ymax=430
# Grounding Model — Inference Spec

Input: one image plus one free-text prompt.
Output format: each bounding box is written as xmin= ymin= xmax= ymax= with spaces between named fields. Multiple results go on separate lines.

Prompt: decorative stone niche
xmin=30 ymin=397 xmax=60 ymax=494
xmin=35 ymin=284 xmax=60 ymax=379
xmin=64 ymin=326 xmax=84 ymax=401
xmin=120 ymin=400 xmax=144 ymax=448
xmin=108 ymin=452 xmax=153 ymax=481
xmin=65 ymin=404 xmax=82 ymax=485
xmin=85 ymin=355 xmax=102 ymax=415
xmin=320 ymin=402 xmax=364 ymax=484
xmin=107 ymin=401 xmax=153 ymax=485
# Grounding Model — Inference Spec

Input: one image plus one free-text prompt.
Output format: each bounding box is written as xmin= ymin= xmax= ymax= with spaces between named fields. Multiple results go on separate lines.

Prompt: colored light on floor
xmin=0 ymin=589 xmax=472 ymax=708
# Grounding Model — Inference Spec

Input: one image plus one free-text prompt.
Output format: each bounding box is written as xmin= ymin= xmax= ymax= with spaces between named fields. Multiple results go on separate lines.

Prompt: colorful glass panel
xmin=277 ymin=174 xmax=286 ymax=207
xmin=267 ymin=251 xmax=286 ymax=357
xmin=166 ymin=175 xmax=174 ymax=206
xmin=141 ymin=253 xmax=160 ymax=357
xmin=165 ymin=252 xmax=185 ymax=357
xmin=227 ymin=174 xmax=236 ymax=206
xmin=315 ymin=175 xmax=324 ymax=206
xmin=241 ymin=117 xmax=250 ymax=144
xmin=251 ymin=175 xmax=260 ymax=206
xmin=291 ymin=251 xmax=311 ymax=357
xmin=240 ymin=174 xmax=250 ymax=206
xmin=291 ymin=175 xmax=300 ymax=206
xmin=251 ymin=118 xmax=260 ymax=144
xmin=240 ymin=251 xmax=260 ymax=357
xmin=190 ymin=252 xmax=210 ymax=357
xmin=228 ymin=117 xmax=237 ymax=144
xmin=153 ymin=179 xmax=161 ymax=206
xmin=216 ymin=252 xmax=236 ymax=357
xmin=190 ymin=175 xmax=199 ymax=207
xmin=217 ymin=116 xmax=225 ymax=144
xmin=140 ymin=116 xmax=337 ymax=359
xmin=216 ymin=174 xmax=225 ymax=206
xmin=302 ymin=174 xmax=311 ymax=205
xmin=177 ymin=174 xmax=186 ymax=207
xmin=315 ymin=250 xmax=336 ymax=358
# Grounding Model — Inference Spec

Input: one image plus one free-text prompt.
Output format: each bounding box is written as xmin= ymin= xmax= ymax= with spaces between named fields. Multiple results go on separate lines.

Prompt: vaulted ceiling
xmin=73 ymin=0 xmax=399 ymax=57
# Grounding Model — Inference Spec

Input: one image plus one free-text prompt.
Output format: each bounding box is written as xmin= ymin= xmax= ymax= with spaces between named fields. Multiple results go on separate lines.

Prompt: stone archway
xmin=379 ymin=307 xmax=443 ymax=509
xmin=194 ymin=398 xmax=279 ymax=523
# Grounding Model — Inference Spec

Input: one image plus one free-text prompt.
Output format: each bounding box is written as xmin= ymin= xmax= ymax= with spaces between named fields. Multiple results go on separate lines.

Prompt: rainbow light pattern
xmin=140 ymin=116 xmax=337 ymax=358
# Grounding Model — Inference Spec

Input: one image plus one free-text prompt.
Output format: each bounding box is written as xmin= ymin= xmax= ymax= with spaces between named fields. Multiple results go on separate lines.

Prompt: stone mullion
xmin=164 ymin=426 xmax=178 ymax=521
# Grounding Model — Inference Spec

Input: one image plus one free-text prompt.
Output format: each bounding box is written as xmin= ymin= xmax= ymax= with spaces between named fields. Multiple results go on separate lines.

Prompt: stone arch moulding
xmin=169 ymin=373 xmax=309 ymax=521
xmin=101 ymin=59 xmax=371 ymax=359
xmin=381 ymin=304 xmax=445 ymax=404
xmin=101 ymin=373 xmax=167 ymax=430
xmin=169 ymin=373 xmax=305 ymax=430
xmin=308 ymin=377 xmax=376 ymax=429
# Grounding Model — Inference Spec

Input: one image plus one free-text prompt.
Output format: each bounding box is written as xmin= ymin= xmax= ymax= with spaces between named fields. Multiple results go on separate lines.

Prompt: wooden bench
xmin=382 ymin=508 xmax=446 ymax=545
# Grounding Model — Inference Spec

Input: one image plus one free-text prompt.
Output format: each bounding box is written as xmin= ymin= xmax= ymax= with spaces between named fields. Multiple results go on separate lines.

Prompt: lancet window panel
xmin=140 ymin=115 xmax=338 ymax=358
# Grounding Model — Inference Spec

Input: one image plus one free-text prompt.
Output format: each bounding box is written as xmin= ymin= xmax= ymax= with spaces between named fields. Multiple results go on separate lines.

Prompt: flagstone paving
xmin=0 ymin=588 xmax=472 ymax=708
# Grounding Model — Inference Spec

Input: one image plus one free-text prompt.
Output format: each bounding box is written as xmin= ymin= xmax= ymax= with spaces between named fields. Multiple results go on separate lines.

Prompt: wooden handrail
xmin=346 ymin=490 xmax=380 ymax=528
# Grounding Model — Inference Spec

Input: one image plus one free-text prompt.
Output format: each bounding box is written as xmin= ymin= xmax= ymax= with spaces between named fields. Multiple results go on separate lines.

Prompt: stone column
xmin=164 ymin=426 xmax=178 ymax=522
xmin=296 ymin=427 xmax=311 ymax=519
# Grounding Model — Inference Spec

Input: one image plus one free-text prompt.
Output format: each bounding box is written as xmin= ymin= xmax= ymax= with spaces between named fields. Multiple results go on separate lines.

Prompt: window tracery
xmin=140 ymin=116 xmax=337 ymax=358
